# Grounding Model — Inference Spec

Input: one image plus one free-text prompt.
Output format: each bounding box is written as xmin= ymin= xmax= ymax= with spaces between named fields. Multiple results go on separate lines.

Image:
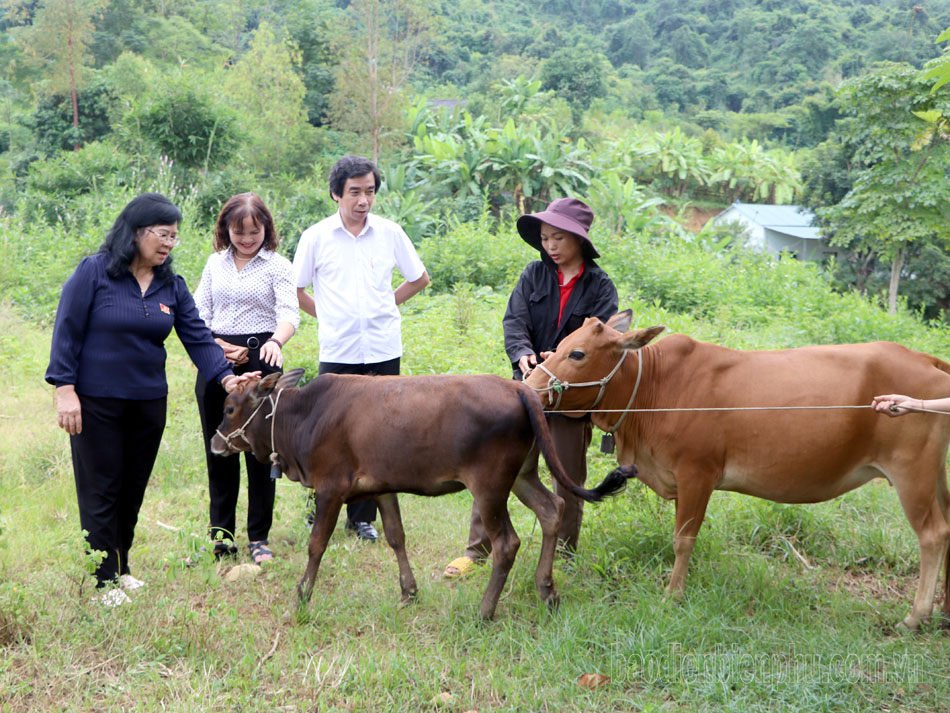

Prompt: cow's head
xmin=210 ymin=367 xmax=306 ymax=457
xmin=524 ymin=310 xmax=665 ymax=411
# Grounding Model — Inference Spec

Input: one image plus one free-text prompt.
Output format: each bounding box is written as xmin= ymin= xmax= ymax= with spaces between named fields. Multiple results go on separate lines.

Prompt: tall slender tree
xmin=328 ymin=0 xmax=436 ymax=163
xmin=13 ymin=0 xmax=105 ymax=149
xmin=226 ymin=22 xmax=310 ymax=175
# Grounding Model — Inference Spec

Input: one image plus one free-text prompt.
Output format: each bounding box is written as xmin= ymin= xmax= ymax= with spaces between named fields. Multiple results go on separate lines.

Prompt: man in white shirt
xmin=294 ymin=155 xmax=430 ymax=541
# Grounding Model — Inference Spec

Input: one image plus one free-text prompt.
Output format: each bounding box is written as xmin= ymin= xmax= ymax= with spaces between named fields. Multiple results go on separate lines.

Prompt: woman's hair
xmin=213 ymin=193 xmax=279 ymax=252
xmin=328 ymin=155 xmax=380 ymax=199
xmin=99 ymin=192 xmax=182 ymax=283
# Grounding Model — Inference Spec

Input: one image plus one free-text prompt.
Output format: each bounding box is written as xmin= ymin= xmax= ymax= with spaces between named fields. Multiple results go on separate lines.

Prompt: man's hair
xmin=329 ymin=155 xmax=381 ymax=199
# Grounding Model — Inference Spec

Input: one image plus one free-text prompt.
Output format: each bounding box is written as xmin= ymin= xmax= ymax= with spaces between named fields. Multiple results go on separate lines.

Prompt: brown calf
xmin=525 ymin=310 xmax=950 ymax=630
xmin=211 ymin=368 xmax=627 ymax=619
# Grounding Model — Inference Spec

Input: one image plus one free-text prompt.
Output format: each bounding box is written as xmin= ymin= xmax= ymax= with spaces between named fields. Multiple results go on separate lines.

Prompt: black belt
xmin=213 ymin=332 xmax=272 ymax=350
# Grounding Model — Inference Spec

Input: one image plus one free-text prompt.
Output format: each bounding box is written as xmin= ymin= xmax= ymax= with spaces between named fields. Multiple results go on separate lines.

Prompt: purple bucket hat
xmin=516 ymin=197 xmax=599 ymax=259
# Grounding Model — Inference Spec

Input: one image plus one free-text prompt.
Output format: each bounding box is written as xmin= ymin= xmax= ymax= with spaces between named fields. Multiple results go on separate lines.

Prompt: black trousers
xmin=464 ymin=415 xmax=592 ymax=557
xmin=196 ymin=333 xmax=281 ymax=543
xmin=70 ymin=394 xmax=166 ymax=587
xmin=318 ymin=357 xmax=400 ymax=523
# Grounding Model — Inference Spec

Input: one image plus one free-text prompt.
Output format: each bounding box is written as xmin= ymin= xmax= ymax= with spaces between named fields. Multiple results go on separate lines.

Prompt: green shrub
xmin=23 ymin=142 xmax=137 ymax=223
xmin=131 ymin=81 xmax=242 ymax=171
xmin=418 ymin=214 xmax=532 ymax=293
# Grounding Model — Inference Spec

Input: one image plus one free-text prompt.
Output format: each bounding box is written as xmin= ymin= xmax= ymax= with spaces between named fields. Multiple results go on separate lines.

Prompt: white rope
xmin=603 ymin=349 xmax=642 ymax=435
xmin=264 ymin=388 xmax=284 ymax=478
xmin=544 ymin=404 xmax=950 ymax=415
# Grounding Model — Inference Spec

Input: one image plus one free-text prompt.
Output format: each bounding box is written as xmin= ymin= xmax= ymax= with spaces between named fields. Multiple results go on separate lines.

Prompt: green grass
xmin=2 ymin=299 xmax=949 ymax=713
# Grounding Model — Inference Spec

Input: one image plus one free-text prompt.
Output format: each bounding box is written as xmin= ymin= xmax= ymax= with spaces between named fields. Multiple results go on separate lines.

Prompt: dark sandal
xmin=213 ymin=541 xmax=238 ymax=560
xmin=248 ymin=540 xmax=273 ymax=564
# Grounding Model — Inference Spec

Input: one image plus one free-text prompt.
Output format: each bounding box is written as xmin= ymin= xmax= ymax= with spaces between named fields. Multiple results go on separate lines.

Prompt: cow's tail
xmin=518 ymin=387 xmax=632 ymax=503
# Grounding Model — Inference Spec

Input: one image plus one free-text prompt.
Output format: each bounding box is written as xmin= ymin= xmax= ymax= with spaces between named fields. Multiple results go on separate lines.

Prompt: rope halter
xmin=215 ymin=388 xmax=285 ymax=467
xmin=533 ymin=349 xmax=644 ymax=438
xmin=534 ymin=349 xmax=630 ymax=410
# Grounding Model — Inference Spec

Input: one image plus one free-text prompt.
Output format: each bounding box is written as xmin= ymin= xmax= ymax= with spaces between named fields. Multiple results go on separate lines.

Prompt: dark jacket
xmin=46 ymin=253 xmax=232 ymax=399
xmin=503 ymin=256 xmax=618 ymax=380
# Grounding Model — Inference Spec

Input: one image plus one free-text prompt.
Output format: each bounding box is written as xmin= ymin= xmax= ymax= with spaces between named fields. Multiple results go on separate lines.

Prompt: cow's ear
xmin=606 ymin=309 xmax=633 ymax=332
xmin=253 ymin=372 xmax=282 ymax=400
xmin=620 ymin=325 xmax=665 ymax=350
xmin=276 ymin=367 xmax=306 ymax=389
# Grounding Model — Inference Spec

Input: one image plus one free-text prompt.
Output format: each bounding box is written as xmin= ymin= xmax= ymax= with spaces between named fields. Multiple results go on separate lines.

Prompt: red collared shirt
xmin=557 ymin=263 xmax=586 ymax=327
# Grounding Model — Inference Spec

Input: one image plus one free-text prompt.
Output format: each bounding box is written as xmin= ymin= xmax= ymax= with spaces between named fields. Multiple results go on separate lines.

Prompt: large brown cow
xmin=210 ymin=368 xmax=627 ymax=619
xmin=524 ymin=310 xmax=950 ymax=630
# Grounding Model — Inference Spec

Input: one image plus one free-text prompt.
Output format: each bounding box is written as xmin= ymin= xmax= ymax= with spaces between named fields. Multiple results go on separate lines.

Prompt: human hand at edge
xmin=56 ymin=385 xmax=82 ymax=435
xmin=871 ymin=394 xmax=920 ymax=417
xmin=260 ymin=340 xmax=283 ymax=368
xmin=518 ymin=353 xmax=538 ymax=377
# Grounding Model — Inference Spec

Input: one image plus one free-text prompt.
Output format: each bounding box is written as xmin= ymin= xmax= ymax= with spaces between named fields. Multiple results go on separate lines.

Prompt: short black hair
xmin=98 ymin=192 xmax=182 ymax=283
xmin=328 ymin=155 xmax=380 ymax=200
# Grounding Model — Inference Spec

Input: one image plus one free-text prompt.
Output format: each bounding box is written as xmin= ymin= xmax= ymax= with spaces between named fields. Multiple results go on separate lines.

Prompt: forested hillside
xmin=2 ymin=0 xmax=950 ymax=320
xmin=430 ymin=0 xmax=950 ymax=145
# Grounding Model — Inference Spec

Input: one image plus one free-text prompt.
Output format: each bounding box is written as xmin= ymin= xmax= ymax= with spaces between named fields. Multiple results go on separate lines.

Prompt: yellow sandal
xmin=443 ymin=556 xmax=477 ymax=578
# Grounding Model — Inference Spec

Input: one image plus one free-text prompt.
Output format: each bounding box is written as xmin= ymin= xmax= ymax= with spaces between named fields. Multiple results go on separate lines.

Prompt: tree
xmin=820 ymin=62 xmax=950 ymax=315
xmin=279 ymin=0 xmax=339 ymax=126
xmin=133 ymin=76 xmax=241 ymax=172
xmin=225 ymin=22 xmax=312 ymax=175
xmin=328 ymin=0 xmax=436 ymax=163
xmin=12 ymin=0 xmax=105 ymax=149
xmin=540 ymin=47 xmax=606 ymax=126
xmin=29 ymin=75 xmax=112 ymax=154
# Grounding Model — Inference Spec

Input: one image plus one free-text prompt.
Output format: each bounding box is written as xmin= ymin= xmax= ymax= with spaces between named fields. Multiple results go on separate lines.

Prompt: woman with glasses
xmin=46 ymin=192 xmax=248 ymax=606
xmin=193 ymin=193 xmax=298 ymax=565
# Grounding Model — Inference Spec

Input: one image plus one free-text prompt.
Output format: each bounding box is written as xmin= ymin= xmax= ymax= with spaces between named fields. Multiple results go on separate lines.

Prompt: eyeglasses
xmin=146 ymin=228 xmax=181 ymax=246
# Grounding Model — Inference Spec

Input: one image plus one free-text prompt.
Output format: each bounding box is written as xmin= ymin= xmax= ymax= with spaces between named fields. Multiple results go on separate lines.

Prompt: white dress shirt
xmin=293 ymin=212 xmax=426 ymax=364
xmin=195 ymin=248 xmax=300 ymax=335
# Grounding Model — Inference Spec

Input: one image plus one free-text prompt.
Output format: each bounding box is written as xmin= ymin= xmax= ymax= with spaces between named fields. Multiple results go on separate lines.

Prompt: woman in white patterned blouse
xmin=194 ymin=193 xmax=300 ymax=564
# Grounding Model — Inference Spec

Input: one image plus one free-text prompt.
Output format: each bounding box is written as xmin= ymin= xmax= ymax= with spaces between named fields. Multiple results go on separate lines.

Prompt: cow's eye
xmin=569 ymin=350 xmax=584 ymax=360
xmin=225 ymin=406 xmax=234 ymax=415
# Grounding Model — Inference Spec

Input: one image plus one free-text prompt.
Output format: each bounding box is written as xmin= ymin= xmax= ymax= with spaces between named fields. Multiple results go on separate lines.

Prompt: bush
xmin=132 ymin=82 xmax=241 ymax=171
xmin=264 ymin=176 xmax=337 ymax=259
xmin=24 ymin=141 xmax=136 ymax=223
xmin=417 ymin=214 xmax=532 ymax=293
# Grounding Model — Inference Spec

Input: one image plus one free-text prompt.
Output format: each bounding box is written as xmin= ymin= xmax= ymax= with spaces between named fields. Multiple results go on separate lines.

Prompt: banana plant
xmin=588 ymin=171 xmax=666 ymax=236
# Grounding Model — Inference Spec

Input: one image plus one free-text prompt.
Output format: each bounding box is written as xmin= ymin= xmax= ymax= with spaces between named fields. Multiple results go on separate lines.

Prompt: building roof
xmin=717 ymin=202 xmax=822 ymax=241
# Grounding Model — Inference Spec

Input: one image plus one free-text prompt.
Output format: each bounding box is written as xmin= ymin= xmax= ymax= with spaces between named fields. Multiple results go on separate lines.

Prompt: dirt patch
xmin=659 ymin=204 xmax=723 ymax=233
xmin=830 ymin=569 xmax=916 ymax=604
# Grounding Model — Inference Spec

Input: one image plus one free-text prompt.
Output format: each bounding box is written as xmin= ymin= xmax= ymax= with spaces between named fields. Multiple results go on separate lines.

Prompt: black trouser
xmin=70 ymin=394 xmax=166 ymax=588
xmin=318 ymin=357 xmax=400 ymax=524
xmin=196 ymin=333 xmax=281 ymax=543
xmin=464 ymin=415 xmax=592 ymax=557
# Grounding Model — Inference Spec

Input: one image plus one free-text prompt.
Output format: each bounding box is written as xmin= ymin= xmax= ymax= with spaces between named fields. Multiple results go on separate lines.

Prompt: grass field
xmin=2 ymin=298 xmax=949 ymax=713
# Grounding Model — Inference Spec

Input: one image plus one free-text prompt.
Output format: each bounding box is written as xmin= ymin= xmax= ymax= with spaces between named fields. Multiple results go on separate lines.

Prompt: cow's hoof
xmin=479 ymin=607 xmax=497 ymax=621
xmin=400 ymin=590 xmax=418 ymax=605
xmin=896 ymin=616 xmax=922 ymax=635
xmin=545 ymin=591 xmax=560 ymax=611
xmin=662 ymin=587 xmax=686 ymax=603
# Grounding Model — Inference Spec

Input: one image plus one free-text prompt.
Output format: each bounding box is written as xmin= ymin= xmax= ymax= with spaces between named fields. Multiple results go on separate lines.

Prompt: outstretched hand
xmin=223 ymin=372 xmax=262 ymax=393
xmin=260 ymin=340 xmax=283 ymax=368
xmin=871 ymin=394 xmax=920 ymax=417
xmin=518 ymin=353 xmax=538 ymax=377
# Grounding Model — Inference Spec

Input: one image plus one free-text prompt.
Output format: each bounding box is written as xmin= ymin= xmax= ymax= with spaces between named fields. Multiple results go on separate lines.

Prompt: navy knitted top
xmin=46 ymin=253 xmax=233 ymax=399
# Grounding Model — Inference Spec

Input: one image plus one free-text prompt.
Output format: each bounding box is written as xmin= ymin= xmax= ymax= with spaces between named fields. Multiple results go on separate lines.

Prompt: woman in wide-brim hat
xmin=444 ymin=197 xmax=619 ymax=577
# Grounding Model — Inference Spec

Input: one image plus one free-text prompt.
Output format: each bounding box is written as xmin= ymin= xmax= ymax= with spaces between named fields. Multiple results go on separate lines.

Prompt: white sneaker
xmin=118 ymin=574 xmax=145 ymax=591
xmin=93 ymin=588 xmax=131 ymax=608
